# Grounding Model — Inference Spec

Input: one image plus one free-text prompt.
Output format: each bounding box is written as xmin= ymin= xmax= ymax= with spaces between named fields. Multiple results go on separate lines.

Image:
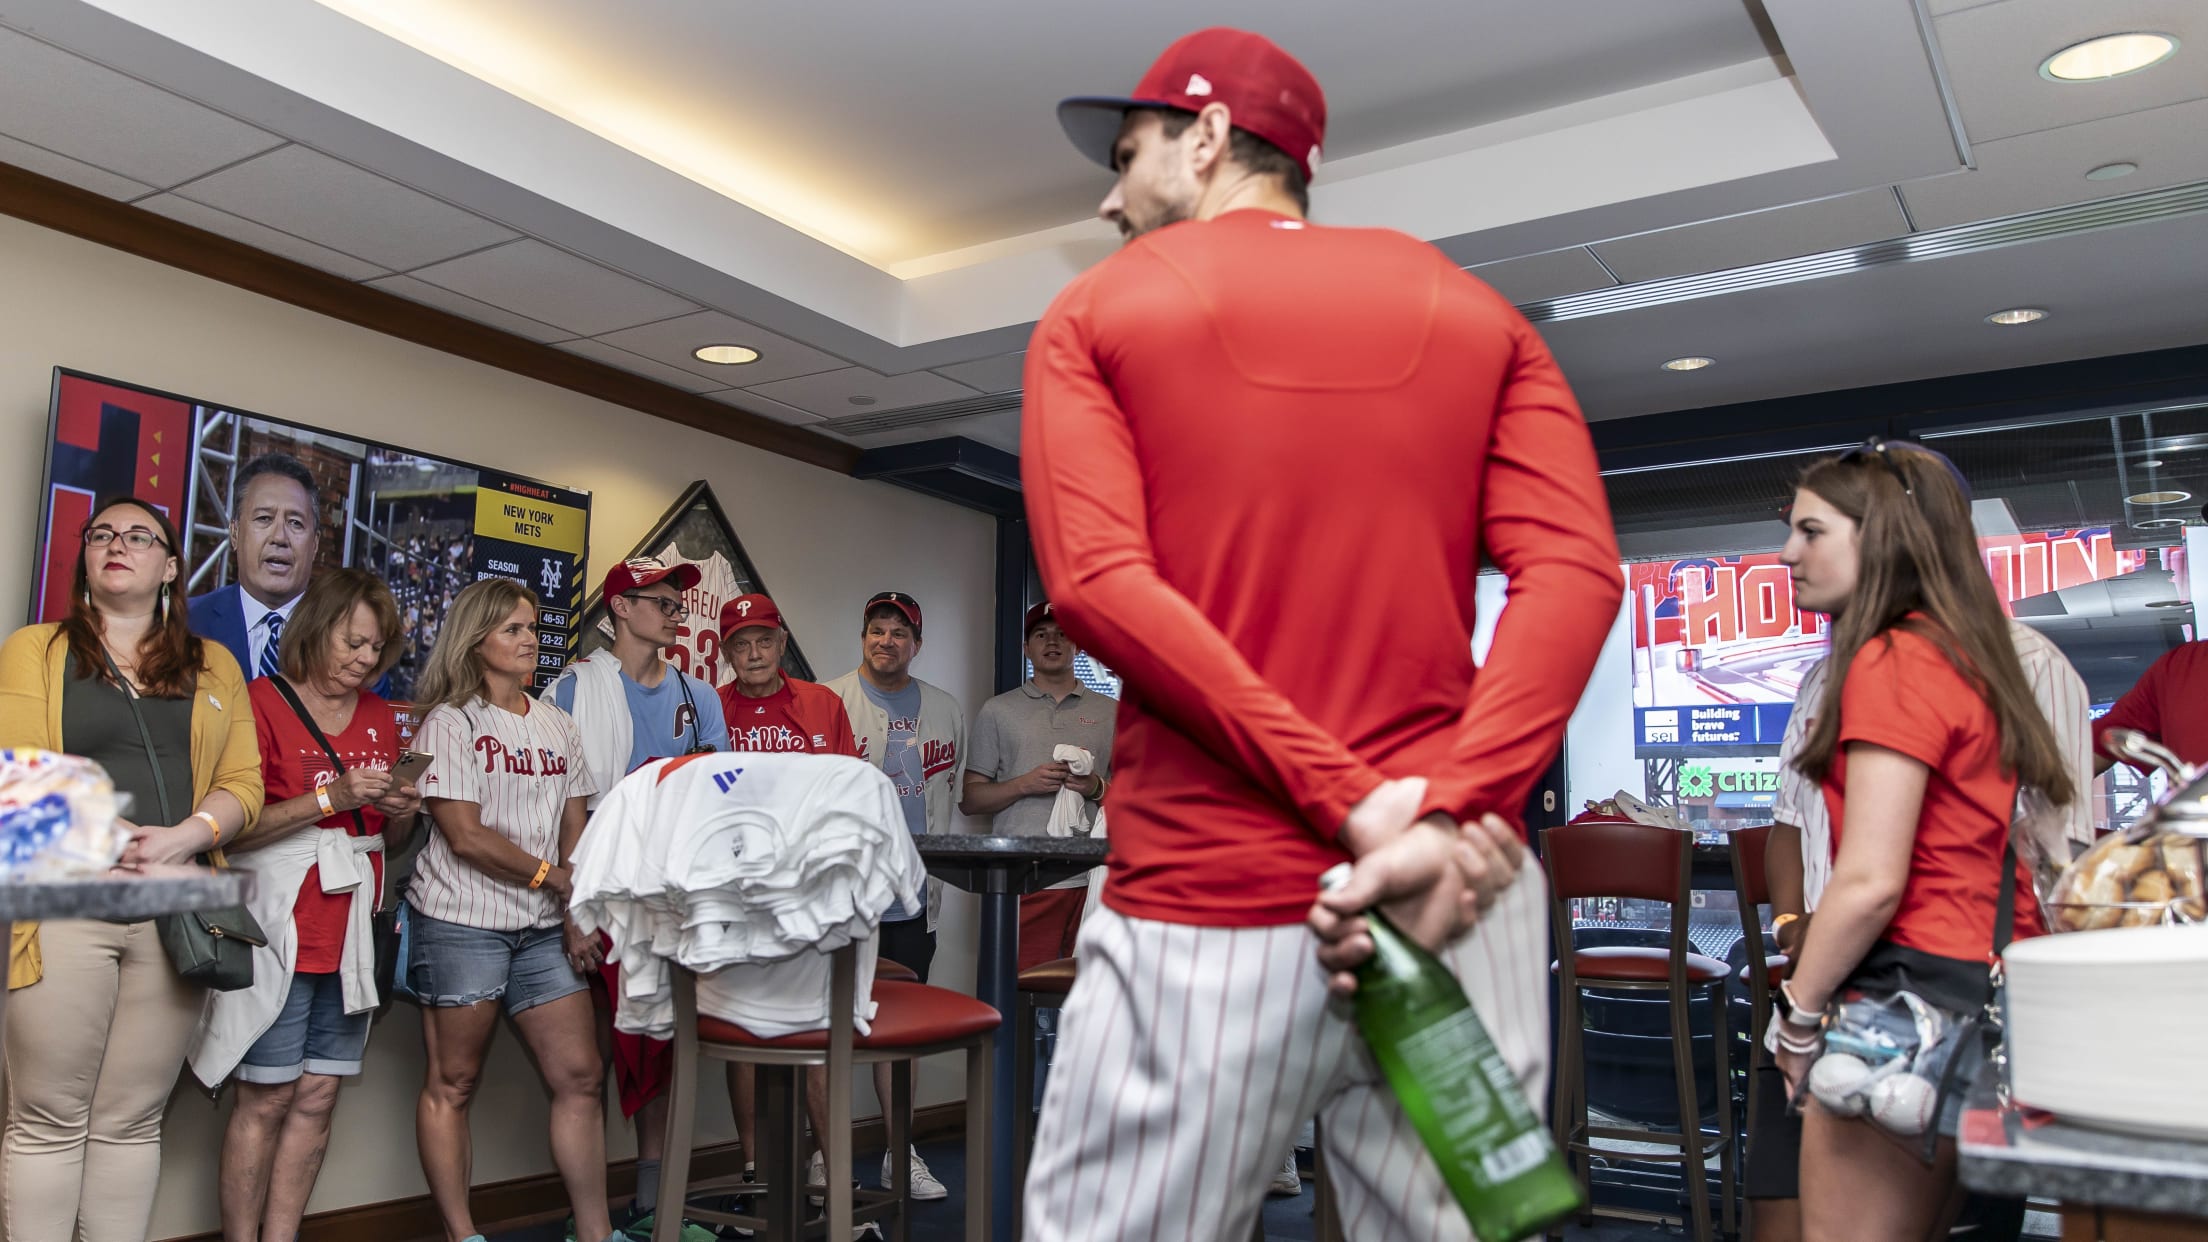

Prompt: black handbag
xmin=267 ymin=675 xmax=402 ymax=1009
xmin=101 ymin=648 xmax=264 ymax=991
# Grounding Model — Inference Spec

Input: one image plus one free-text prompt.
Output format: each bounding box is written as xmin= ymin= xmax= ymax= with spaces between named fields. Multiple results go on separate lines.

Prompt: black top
xmin=61 ymin=653 xmax=195 ymax=826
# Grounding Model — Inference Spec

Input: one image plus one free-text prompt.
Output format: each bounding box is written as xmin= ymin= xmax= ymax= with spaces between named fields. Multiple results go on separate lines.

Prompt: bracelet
xmin=192 ymin=810 xmax=222 ymax=847
xmin=315 ymin=786 xmax=336 ymax=817
xmin=1778 ymin=979 xmax=1822 ymax=1025
xmin=528 ymin=859 xmax=552 ymax=890
xmin=1776 ymin=1028 xmax=1824 ymax=1055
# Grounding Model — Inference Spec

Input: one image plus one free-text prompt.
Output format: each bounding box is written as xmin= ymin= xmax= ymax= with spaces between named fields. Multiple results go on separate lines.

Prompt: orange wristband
xmin=193 ymin=810 xmax=222 ymax=847
xmin=528 ymin=859 xmax=552 ymax=890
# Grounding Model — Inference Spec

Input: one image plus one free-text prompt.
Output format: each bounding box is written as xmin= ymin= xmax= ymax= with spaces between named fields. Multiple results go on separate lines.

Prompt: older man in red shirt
xmin=1019 ymin=27 xmax=1622 ymax=1241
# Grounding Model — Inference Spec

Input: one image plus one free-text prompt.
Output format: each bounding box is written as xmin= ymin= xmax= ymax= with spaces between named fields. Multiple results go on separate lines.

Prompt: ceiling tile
xmin=408 ymin=240 xmax=700 ymax=337
xmin=172 ymin=145 xmax=516 ymax=271
xmin=1934 ymin=0 xmax=2207 ymax=143
xmin=0 ymin=133 xmax=153 ymax=200
xmin=364 ymin=274 xmax=576 ymax=343
xmin=703 ymin=390 xmax=830 ymax=425
xmin=0 ymin=27 xmax=280 ymax=188
xmin=1591 ymin=188 xmax=1910 ymax=284
xmin=136 ymin=193 xmax=387 ymax=280
xmin=1468 ymin=248 xmax=1617 ymax=304
xmin=554 ymin=339 xmax=726 ymax=393
xmin=930 ymin=352 xmax=1027 ymax=394
xmin=1900 ymin=95 xmax=2208 ymax=230
xmin=593 ymin=310 xmax=848 ymax=385
xmin=746 ymin=367 xmax=980 ymax=420
xmin=1926 ymin=0 xmax=2005 ymax=12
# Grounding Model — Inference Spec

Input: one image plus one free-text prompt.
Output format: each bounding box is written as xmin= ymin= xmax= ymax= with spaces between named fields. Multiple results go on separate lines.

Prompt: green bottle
xmin=1320 ymin=863 xmax=1583 ymax=1242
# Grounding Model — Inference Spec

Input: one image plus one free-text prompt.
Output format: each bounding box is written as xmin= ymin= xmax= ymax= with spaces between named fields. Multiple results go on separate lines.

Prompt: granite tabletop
xmin=0 ymin=865 xmax=253 ymax=921
xmin=1959 ymin=1076 xmax=2208 ymax=1217
xmin=913 ymin=835 xmax=1109 ymax=862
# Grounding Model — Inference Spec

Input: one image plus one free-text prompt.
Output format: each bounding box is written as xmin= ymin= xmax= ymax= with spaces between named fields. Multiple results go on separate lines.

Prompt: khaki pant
xmin=3 ymin=919 xmax=205 ymax=1242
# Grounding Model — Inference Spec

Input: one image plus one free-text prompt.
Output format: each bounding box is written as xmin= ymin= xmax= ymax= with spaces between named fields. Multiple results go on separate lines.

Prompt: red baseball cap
xmin=1058 ymin=27 xmax=1328 ymax=182
xmin=602 ymin=556 xmax=699 ymax=601
xmin=865 ymin=590 xmax=923 ymax=634
xmin=719 ymin=593 xmax=784 ymax=636
xmin=1023 ymin=601 xmax=1063 ymax=638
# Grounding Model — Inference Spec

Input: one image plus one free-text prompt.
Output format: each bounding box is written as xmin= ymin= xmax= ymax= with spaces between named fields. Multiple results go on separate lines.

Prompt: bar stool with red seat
xmin=874 ymin=958 xmax=920 ymax=984
xmin=1729 ymin=827 xmax=1786 ymax=1086
xmin=1010 ymin=954 xmax=1076 ymax=1239
xmin=1545 ymin=812 xmax=1738 ymax=1242
xmin=655 ymin=945 xmax=999 ymax=1242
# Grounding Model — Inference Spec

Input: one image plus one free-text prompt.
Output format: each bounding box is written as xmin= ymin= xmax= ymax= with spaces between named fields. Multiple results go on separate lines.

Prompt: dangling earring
xmin=158 ymin=583 xmax=169 ymax=623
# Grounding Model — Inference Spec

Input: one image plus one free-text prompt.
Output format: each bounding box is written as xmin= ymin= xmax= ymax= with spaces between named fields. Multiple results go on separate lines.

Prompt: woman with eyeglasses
xmin=404 ymin=578 xmax=617 ymax=1242
xmin=0 ymin=496 xmax=264 ymax=1242
xmin=1769 ymin=443 xmax=2073 ymax=1239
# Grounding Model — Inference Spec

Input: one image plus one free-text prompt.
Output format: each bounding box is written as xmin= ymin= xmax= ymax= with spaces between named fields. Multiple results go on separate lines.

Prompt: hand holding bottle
xmin=1309 ymin=812 xmax=1523 ymax=997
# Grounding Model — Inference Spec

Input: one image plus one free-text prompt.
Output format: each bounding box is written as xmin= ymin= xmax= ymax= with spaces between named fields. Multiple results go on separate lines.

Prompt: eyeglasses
xmin=621 ymin=592 xmax=688 ymax=621
xmin=83 ymin=526 xmax=168 ymax=551
xmin=1841 ymin=436 xmax=1914 ymax=497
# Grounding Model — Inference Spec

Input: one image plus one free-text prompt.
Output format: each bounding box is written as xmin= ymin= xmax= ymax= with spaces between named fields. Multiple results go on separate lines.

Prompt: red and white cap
xmin=602 ymin=556 xmax=699 ymax=601
xmin=865 ymin=590 xmax=923 ymax=634
xmin=719 ymin=593 xmax=784 ymax=637
xmin=1058 ymin=27 xmax=1328 ymax=182
xmin=1023 ymin=601 xmax=1062 ymax=637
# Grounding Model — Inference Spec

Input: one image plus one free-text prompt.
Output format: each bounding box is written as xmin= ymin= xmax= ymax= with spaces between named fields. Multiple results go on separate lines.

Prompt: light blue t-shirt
xmin=551 ymin=660 xmax=729 ymax=777
xmin=861 ymin=676 xmax=926 ymax=921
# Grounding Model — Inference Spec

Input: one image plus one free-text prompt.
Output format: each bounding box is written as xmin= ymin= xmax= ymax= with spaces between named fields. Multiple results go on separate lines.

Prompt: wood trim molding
xmin=0 ymin=160 xmax=863 ymax=475
xmin=157 ymin=1101 xmax=970 ymax=1242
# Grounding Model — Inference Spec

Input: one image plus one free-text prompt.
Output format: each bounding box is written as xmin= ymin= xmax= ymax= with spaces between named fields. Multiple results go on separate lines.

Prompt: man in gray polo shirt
xmin=961 ymin=602 xmax=1115 ymax=971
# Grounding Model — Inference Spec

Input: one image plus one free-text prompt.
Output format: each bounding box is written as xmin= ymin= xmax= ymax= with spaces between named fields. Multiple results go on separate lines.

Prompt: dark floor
xmin=483 ymin=1138 xmax=1704 ymax=1241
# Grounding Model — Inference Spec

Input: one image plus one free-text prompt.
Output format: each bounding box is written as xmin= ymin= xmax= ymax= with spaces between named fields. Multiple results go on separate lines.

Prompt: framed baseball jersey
xmin=568 ymin=480 xmax=814 ymax=685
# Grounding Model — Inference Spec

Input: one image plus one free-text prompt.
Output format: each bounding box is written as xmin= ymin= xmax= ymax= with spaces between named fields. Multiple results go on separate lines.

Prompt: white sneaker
xmin=807 ymin=1150 xmax=827 ymax=1206
xmin=885 ymin=1147 xmax=948 ymax=1201
xmin=1268 ymin=1151 xmax=1303 ymax=1196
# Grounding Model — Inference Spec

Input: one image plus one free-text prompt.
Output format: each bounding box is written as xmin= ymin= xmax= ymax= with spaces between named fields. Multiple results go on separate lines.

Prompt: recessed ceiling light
xmin=847 ymin=395 xmax=878 ymax=406
xmin=2086 ymin=161 xmax=2139 ymax=181
xmin=2135 ymin=521 xmax=2190 ymax=532
xmin=1986 ymin=308 xmax=2049 ymax=325
xmin=1661 ymin=356 xmax=1713 ymax=372
xmin=2127 ymin=489 xmax=2193 ymax=505
xmin=693 ymin=344 xmax=761 ymax=365
xmin=2041 ymin=33 xmax=2179 ymax=82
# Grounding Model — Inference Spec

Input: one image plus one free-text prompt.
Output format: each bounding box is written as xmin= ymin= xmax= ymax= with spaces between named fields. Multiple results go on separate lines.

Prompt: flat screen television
xmin=33 ymin=368 xmax=592 ymax=704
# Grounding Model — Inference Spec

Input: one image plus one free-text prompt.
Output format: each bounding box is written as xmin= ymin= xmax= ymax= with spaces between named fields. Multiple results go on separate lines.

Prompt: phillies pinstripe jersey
xmin=412 ymin=696 xmax=599 ymax=930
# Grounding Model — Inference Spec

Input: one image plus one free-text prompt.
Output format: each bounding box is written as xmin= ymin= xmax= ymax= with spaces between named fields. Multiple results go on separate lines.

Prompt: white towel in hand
xmin=1046 ymin=744 xmax=1095 ymax=837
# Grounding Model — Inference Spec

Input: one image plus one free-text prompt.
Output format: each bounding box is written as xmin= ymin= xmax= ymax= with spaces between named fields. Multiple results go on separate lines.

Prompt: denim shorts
xmin=404 ymin=904 xmax=587 ymax=1016
xmin=238 ymin=970 xmax=373 ymax=1084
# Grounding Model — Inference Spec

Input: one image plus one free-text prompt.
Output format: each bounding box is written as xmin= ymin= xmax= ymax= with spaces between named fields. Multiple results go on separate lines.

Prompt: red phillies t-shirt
xmin=1822 ymin=624 xmax=2045 ymax=963
xmin=720 ymin=676 xmax=860 ymax=756
xmin=250 ymin=678 xmax=397 ymax=973
xmin=2094 ymin=640 xmax=2208 ymax=770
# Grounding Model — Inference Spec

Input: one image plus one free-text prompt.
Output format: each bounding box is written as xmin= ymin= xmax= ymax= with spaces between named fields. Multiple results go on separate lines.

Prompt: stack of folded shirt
xmin=570 ymin=751 xmax=925 ymax=1039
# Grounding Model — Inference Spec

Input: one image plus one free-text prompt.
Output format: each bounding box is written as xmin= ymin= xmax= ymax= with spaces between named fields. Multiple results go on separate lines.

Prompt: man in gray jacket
xmin=825 ymin=589 xmax=965 ymax=1202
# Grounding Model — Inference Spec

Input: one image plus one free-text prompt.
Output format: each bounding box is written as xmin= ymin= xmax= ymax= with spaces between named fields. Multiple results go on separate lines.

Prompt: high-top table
xmin=915 ymin=834 xmax=1107 ymax=1242
xmin=0 ymin=865 xmax=254 ymax=1068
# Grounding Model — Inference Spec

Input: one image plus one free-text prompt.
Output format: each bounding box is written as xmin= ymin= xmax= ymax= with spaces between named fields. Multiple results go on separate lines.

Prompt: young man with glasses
xmin=544 ymin=557 xmax=728 ymax=1241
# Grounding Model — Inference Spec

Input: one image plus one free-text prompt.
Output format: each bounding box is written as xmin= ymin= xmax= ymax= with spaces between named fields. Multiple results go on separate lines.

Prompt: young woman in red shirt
xmin=1771 ymin=440 xmax=2074 ymax=1240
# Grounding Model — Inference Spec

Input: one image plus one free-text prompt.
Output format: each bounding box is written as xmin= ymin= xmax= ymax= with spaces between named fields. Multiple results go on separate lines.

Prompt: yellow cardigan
xmin=1 ymin=622 xmax=264 ymax=989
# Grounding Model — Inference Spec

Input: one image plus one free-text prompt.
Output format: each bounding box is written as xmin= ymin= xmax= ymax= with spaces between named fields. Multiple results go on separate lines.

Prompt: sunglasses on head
xmin=1840 ymin=436 xmax=1916 ymax=497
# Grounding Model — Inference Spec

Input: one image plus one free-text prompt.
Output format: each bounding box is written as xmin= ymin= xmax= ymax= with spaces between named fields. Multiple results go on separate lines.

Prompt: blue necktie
xmin=259 ymin=612 xmax=283 ymax=680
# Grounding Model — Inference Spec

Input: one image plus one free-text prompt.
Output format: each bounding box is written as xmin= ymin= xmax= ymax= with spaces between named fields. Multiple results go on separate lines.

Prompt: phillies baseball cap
xmin=719 ymin=593 xmax=784 ymax=637
xmin=1058 ymin=27 xmax=1328 ymax=182
xmin=602 ymin=556 xmax=699 ymax=601
xmin=1023 ymin=601 xmax=1063 ymax=637
xmin=865 ymin=590 xmax=923 ymax=634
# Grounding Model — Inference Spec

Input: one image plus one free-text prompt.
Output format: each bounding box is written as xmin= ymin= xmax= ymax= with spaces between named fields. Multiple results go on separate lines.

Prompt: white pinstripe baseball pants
xmin=1022 ymin=864 xmax=1552 ymax=1242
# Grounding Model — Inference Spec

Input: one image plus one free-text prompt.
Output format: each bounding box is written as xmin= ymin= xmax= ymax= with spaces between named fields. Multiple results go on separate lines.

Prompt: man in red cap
xmin=1025 ymin=27 xmax=1622 ymax=1240
xmin=713 ymin=592 xmax=863 ymax=1203
xmin=545 ymin=557 xmax=727 ymax=1240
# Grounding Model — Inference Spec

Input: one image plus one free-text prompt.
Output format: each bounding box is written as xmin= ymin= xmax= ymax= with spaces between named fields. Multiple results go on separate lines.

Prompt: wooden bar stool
xmin=1012 ymin=956 xmax=1075 ymax=1240
xmin=1729 ymin=824 xmax=1783 ymax=1229
xmin=657 ymin=946 xmax=999 ymax=1242
xmin=875 ymin=958 xmax=920 ymax=983
xmin=1545 ymin=816 xmax=1738 ymax=1242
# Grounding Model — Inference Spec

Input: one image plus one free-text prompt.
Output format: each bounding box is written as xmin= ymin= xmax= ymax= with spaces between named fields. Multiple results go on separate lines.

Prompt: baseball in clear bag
xmin=1793 ymin=984 xmax=1987 ymax=1162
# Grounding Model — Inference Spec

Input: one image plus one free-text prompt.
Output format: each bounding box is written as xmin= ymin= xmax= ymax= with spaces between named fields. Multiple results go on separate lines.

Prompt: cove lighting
xmin=2126 ymin=490 xmax=2194 ymax=505
xmin=1661 ymin=356 xmax=1713 ymax=372
xmin=2041 ymin=33 xmax=2179 ymax=82
xmin=693 ymin=344 xmax=760 ymax=365
xmin=1986 ymin=308 xmax=2049 ymax=325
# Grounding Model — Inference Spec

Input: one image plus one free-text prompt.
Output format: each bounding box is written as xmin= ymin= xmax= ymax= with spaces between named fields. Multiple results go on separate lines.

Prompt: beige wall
xmin=0 ymin=213 xmax=998 ymax=1239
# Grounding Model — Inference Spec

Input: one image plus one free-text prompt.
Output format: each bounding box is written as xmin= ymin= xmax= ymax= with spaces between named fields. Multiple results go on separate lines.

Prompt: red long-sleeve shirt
xmin=1021 ymin=208 xmax=1622 ymax=927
